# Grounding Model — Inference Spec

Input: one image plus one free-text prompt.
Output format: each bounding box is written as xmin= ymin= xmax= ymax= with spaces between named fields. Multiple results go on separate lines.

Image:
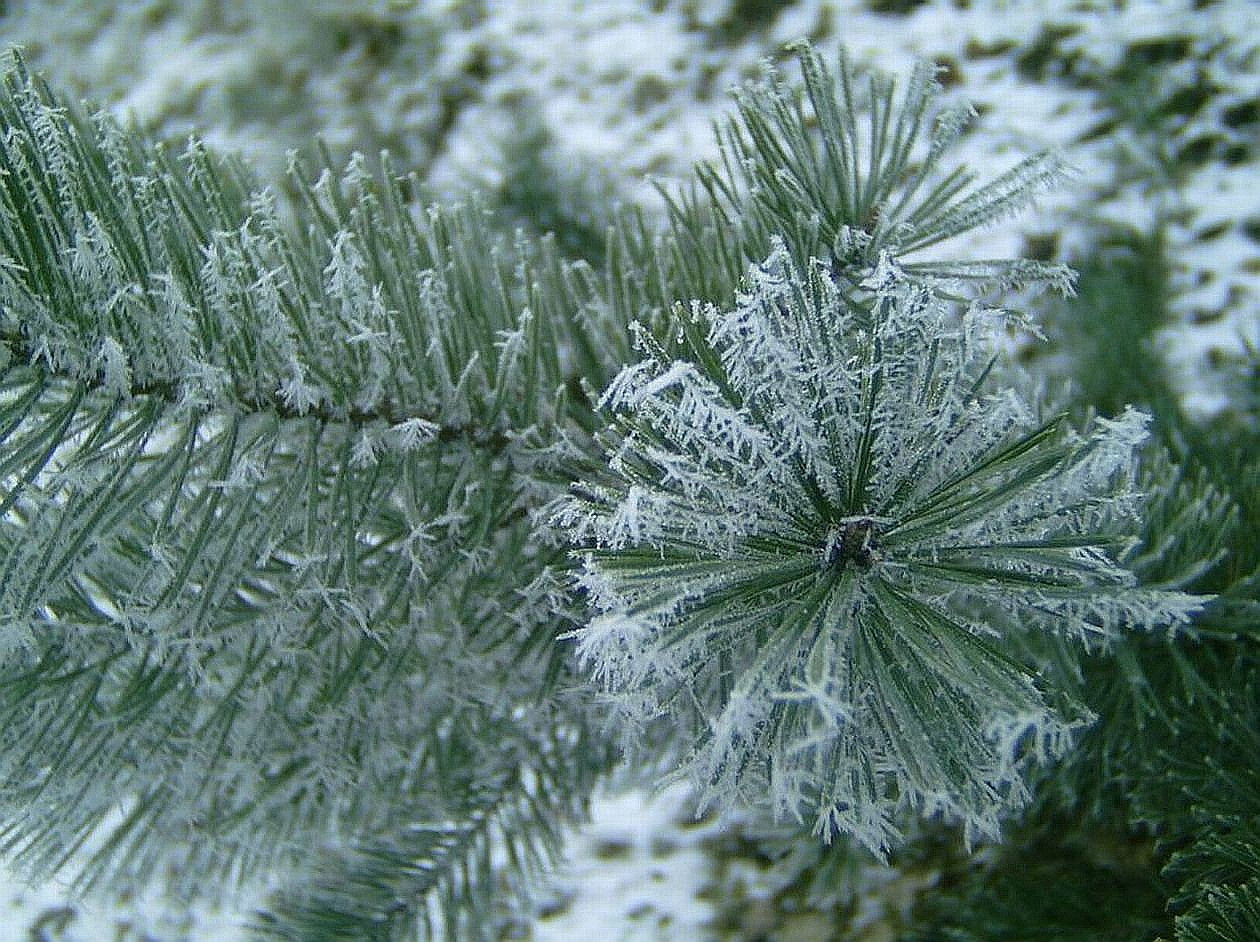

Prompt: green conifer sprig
xmin=558 ymin=243 xmax=1204 ymax=855
xmin=553 ymin=48 xmax=1211 ymax=868
xmin=634 ymin=42 xmax=1075 ymax=320
xmin=0 ymin=49 xmax=618 ymax=937
xmin=1123 ymin=660 xmax=1260 ymax=942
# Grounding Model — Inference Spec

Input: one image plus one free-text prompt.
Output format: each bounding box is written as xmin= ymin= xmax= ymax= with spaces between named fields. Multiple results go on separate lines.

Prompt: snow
xmin=0 ymin=867 xmax=250 ymax=941
xmin=530 ymin=783 xmax=725 ymax=941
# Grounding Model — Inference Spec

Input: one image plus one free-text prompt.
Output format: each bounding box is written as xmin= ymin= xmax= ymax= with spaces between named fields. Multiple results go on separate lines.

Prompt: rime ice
xmin=562 ymin=246 xmax=1204 ymax=856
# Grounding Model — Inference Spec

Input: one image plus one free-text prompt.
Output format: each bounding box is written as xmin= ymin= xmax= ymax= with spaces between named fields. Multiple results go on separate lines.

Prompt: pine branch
xmin=1126 ymin=658 xmax=1260 ymax=942
xmin=254 ymin=714 xmax=611 ymax=941
xmin=558 ymin=243 xmax=1205 ymax=857
xmin=0 ymin=50 xmax=621 ymax=439
xmin=0 ymin=49 xmax=620 ymax=938
xmin=613 ymin=43 xmax=1075 ymax=333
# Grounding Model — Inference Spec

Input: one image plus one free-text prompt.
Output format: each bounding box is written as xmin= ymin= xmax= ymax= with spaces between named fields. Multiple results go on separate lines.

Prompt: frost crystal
xmin=561 ymin=244 xmax=1204 ymax=856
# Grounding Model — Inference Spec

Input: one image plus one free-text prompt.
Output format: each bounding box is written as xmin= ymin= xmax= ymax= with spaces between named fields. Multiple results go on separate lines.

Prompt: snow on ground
xmin=0 ymin=868 xmax=248 ymax=941
xmin=0 ymin=0 xmax=1255 ymax=937
xmin=529 ymin=784 xmax=727 ymax=941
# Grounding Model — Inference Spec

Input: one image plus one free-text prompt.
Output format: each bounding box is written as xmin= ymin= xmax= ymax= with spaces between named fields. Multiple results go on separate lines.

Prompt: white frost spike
xmin=350 ymin=425 xmax=383 ymax=468
xmin=98 ymin=335 xmax=131 ymax=397
xmin=566 ymin=610 xmax=655 ymax=689
xmin=636 ymin=360 xmax=695 ymax=402
xmin=278 ymin=363 xmax=323 ymax=414
xmin=390 ymin=417 xmax=441 ymax=451
xmin=604 ymin=485 xmax=648 ymax=549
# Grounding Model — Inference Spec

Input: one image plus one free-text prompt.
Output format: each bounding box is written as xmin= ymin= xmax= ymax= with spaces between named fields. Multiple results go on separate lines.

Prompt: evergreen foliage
xmin=558 ymin=44 xmax=1206 ymax=866
xmin=0 ymin=38 xmax=1252 ymax=941
xmin=0 ymin=50 xmax=617 ymax=939
xmin=903 ymin=54 xmax=1260 ymax=938
xmin=638 ymin=42 xmax=1074 ymax=316
xmin=905 ymin=818 xmax=1171 ymax=942
xmin=558 ymin=241 xmax=1200 ymax=855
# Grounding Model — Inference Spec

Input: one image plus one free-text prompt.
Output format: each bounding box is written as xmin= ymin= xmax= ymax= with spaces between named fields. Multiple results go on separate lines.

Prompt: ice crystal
xmin=561 ymin=244 xmax=1204 ymax=855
